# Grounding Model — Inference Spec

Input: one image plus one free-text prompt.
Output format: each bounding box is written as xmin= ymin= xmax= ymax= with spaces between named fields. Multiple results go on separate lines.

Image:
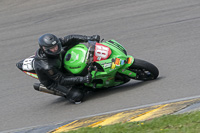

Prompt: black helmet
xmin=38 ymin=34 xmax=62 ymax=56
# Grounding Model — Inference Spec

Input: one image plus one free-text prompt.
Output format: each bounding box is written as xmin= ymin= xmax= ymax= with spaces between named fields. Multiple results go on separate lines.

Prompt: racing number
xmin=95 ymin=45 xmax=109 ymax=59
xmin=93 ymin=43 xmax=111 ymax=61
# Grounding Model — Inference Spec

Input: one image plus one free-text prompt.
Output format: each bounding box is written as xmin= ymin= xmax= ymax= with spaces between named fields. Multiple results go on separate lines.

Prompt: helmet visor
xmin=43 ymin=41 xmax=62 ymax=55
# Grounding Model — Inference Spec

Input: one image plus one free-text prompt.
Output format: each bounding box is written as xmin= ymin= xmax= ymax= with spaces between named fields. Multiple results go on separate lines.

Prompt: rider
xmin=34 ymin=33 xmax=100 ymax=103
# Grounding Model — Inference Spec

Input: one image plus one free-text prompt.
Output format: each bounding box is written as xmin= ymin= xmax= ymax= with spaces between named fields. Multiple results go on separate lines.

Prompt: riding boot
xmin=50 ymin=84 xmax=84 ymax=104
xmin=65 ymin=86 xmax=85 ymax=104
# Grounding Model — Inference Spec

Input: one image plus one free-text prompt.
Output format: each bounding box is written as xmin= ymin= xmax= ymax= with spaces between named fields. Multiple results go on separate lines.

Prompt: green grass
xmin=62 ymin=110 xmax=200 ymax=133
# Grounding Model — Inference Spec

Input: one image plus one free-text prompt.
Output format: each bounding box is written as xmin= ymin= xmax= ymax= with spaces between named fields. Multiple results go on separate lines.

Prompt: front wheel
xmin=129 ymin=58 xmax=159 ymax=81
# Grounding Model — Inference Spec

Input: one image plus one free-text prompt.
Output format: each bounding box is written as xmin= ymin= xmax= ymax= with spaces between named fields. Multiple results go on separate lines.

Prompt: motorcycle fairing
xmin=16 ymin=55 xmax=38 ymax=79
xmin=87 ymin=56 xmax=135 ymax=88
xmin=102 ymin=40 xmax=127 ymax=56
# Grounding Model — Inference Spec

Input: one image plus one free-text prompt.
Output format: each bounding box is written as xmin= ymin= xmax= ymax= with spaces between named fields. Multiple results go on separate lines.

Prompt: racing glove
xmin=79 ymin=73 xmax=92 ymax=83
xmin=88 ymin=35 xmax=100 ymax=42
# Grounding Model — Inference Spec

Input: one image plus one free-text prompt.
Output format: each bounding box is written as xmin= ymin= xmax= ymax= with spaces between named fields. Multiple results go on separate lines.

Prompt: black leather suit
xmin=34 ymin=35 xmax=91 ymax=102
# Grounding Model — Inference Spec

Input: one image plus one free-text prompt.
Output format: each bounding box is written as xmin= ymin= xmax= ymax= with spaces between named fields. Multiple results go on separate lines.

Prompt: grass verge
xmin=62 ymin=110 xmax=200 ymax=133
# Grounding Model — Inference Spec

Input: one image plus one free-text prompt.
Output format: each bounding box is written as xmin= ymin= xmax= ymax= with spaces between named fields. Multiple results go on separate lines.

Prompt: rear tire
xmin=129 ymin=58 xmax=159 ymax=81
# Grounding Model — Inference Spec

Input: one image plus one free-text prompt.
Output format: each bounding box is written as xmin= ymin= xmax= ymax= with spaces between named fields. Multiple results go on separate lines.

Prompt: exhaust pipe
xmin=33 ymin=83 xmax=64 ymax=97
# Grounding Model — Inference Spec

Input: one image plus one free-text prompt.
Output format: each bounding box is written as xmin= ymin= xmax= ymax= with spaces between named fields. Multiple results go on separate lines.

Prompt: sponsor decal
xmin=128 ymin=57 xmax=132 ymax=64
xmin=24 ymin=71 xmax=38 ymax=79
xmin=69 ymin=66 xmax=81 ymax=69
xmin=120 ymin=60 xmax=125 ymax=65
xmin=111 ymin=62 xmax=116 ymax=69
xmin=115 ymin=58 xmax=120 ymax=66
xmin=103 ymin=63 xmax=112 ymax=68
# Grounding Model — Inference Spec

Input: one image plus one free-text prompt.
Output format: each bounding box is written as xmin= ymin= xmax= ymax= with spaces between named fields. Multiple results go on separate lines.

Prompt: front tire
xmin=129 ymin=59 xmax=159 ymax=81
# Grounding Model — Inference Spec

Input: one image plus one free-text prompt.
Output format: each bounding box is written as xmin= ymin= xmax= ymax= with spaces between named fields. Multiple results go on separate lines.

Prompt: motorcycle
xmin=16 ymin=40 xmax=159 ymax=97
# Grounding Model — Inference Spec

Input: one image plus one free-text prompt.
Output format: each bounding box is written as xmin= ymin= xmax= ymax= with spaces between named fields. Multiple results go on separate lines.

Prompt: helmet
xmin=38 ymin=34 xmax=62 ymax=56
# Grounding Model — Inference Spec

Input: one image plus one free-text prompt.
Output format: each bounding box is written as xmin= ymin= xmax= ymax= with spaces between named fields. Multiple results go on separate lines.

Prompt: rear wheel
xmin=129 ymin=59 xmax=159 ymax=81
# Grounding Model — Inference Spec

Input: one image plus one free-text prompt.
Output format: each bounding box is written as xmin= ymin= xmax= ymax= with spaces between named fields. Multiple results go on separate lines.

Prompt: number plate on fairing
xmin=93 ymin=43 xmax=112 ymax=62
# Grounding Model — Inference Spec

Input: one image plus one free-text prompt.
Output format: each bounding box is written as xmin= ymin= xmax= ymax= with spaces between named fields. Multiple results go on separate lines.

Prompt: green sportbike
xmin=64 ymin=40 xmax=159 ymax=88
xmin=16 ymin=40 xmax=159 ymax=97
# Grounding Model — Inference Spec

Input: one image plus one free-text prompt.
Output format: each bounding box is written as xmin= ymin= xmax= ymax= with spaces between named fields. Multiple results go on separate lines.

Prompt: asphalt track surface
xmin=1 ymin=0 xmax=200 ymax=132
